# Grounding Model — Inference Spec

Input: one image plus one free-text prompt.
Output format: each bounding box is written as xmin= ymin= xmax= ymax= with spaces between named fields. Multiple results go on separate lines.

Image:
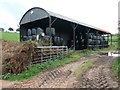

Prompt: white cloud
xmin=0 ymin=9 xmax=18 ymax=31
xmin=0 ymin=0 xmax=119 ymax=33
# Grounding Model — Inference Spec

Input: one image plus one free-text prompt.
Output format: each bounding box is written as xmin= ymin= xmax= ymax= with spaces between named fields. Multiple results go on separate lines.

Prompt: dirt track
xmin=2 ymin=53 xmax=119 ymax=89
xmin=72 ymin=55 xmax=119 ymax=88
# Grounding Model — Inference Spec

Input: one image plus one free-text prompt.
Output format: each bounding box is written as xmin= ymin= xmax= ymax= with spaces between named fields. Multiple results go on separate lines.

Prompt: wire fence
xmin=31 ymin=46 xmax=68 ymax=64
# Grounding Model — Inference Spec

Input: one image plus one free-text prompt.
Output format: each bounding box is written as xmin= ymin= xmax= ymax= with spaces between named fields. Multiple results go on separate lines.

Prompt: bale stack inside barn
xmin=19 ymin=7 xmax=112 ymax=50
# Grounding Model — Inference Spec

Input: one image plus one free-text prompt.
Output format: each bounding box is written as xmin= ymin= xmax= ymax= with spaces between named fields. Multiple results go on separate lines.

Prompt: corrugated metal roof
xmin=20 ymin=7 xmax=110 ymax=34
xmin=48 ymin=11 xmax=97 ymax=29
xmin=48 ymin=11 xmax=110 ymax=33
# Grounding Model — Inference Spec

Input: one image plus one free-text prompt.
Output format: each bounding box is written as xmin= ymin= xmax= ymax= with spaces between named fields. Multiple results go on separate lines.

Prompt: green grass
xmin=105 ymin=34 xmax=118 ymax=40
xmin=112 ymin=57 xmax=120 ymax=79
xmin=74 ymin=59 xmax=96 ymax=78
xmin=105 ymin=34 xmax=118 ymax=48
xmin=0 ymin=32 xmax=20 ymax=42
xmin=111 ymin=35 xmax=118 ymax=40
xmin=112 ymin=35 xmax=118 ymax=40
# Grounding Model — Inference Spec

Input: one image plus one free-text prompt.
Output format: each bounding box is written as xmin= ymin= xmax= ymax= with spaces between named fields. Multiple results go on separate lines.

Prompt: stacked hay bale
xmin=1 ymin=39 xmax=34 ymax=74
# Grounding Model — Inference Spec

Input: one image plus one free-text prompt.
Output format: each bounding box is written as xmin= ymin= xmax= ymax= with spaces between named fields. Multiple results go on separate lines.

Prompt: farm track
xmin=72 ymin=56 xmax=119 ymax=88
xmin=2 ymin=53 xmax=119 ymax=89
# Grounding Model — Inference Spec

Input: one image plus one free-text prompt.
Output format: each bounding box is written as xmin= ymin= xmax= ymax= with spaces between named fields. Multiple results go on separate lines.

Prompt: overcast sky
xmin=0 ymin=0 xmax=119 ymax=34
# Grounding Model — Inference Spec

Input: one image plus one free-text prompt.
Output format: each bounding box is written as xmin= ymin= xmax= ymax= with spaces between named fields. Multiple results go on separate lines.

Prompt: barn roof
xmin=20 ymin=7 xmax=110 ymax=34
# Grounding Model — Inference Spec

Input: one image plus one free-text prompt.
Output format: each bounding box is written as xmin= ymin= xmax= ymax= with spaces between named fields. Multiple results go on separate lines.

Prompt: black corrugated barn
xmin=19 ymin=7 xmax=112 ymax=50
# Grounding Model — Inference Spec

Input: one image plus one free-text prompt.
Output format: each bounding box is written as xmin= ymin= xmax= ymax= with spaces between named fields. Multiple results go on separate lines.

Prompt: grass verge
xmin=112 ymin=57 xmax=120 ymax=79
xmin=74 ymin=59 xmax=96 ymax=78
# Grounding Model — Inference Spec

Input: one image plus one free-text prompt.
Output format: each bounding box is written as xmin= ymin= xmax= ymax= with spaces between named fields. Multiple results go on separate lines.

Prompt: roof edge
xmin=19 ymin=7 xmax=50 ymax=25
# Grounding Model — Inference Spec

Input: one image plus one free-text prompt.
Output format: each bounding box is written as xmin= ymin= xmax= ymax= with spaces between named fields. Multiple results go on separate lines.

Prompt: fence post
xmin=57 ymin=47 xmax=58 ymax=59
xmin=66 ymin=46 xmax=68 ymax=56
xmin=41 ymin=48 xmax=43 ymax=63
xmin=50 ymin=47 xmax=52 ymax=60
xmin=30 ymin=51 xmax=33 ymax=65
xmin=62 ymin=47 xmax=63 ymax=59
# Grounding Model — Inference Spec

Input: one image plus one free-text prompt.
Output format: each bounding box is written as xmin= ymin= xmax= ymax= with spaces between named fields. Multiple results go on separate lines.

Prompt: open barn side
xmin=19 ymin=7 xmax=112 ymax=50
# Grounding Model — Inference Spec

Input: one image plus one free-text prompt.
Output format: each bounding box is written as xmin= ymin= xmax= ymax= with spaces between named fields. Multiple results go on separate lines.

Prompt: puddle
xmin=99 ymin=50 xmax=120 ymax=57
xmin=108 ymin=50 xmax=120 ymax=57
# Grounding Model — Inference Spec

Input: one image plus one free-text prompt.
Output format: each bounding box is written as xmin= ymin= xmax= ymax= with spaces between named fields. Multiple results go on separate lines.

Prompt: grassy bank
xmin=0 ymin=32 xmax=20 ymax=42
xmin=112 ymin=57 xmax=120 ymax=79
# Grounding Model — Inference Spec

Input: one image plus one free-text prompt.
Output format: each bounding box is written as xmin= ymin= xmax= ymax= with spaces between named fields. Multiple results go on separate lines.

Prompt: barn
xmin=19 ymin=7 xmax=112 ymax=50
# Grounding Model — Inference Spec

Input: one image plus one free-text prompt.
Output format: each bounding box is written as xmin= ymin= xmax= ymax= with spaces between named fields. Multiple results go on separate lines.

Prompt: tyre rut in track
xmin=10 ymin=54 xmax=98 ymax=88
xmin=73 ymin=56 xmax=119 ymax=88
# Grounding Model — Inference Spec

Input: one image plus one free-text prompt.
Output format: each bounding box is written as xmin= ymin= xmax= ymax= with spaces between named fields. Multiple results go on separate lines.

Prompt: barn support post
xmin=107 ymin=34 xmax=109 ymax=47
xmin=48 ymin=16 xmax=57 ymax=46
xmin=48 ymin=15 xmax=52 ymax=46
xmin=73 ymin=28 xmax=75 ymax=50
xmin=86 ymin=29 xmax=90 ymax=49
xmin=71 ymin=24 xmax=78 ymax=50
xmin=102 ymin=34 xmax=105 ymax=48
xmin=97 ymin=32 xmax=100 ymax=49
xmin=111 ymin=34 xmax=112 ymax=46
xmin=95 ymin=31 xmax=99 ymax=49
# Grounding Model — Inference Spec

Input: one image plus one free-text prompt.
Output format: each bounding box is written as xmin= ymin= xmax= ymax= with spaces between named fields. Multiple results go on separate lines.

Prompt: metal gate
xmin=31 ymin=46 xmax=68 ymax=64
